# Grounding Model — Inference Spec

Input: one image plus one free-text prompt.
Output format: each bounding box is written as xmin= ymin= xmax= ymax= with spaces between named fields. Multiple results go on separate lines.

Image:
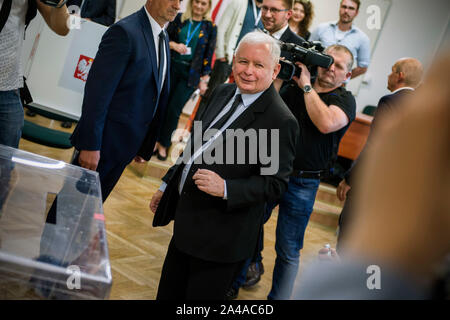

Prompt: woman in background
xmin=289 ymin=0 xmax=314 ymax=40
xmin=154 ymin=0 xmax=217 ymax=161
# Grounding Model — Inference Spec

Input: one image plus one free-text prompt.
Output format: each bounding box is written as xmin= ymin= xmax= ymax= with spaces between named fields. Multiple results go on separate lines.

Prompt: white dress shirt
xmin=144 ymin=6 xmax=167 ymax=89
xmin=159 ymin=88 xmax=265 ymax=199
xmin=391 ymin=87 xmax=414 ymax=94
xmin=270 ymin=24 xmax=289 ymax=40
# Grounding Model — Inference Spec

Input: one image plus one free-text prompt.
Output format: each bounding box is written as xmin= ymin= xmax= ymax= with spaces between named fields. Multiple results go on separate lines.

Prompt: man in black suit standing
xmin=336 ymin=57 xmax=424 ymax=248
xmin=150 ymin=31 xmax=299 ymax=300
xmin=225 ymin=0 xmax=305 ymax=297
xmin=66 ymin=0 xmax=116 ymax=26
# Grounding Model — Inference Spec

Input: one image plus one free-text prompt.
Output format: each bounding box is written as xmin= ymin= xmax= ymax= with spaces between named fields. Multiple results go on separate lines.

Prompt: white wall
xmin=354 ymin=0 xmax=450 ymax=111
xmin=75 ymin=0 xmax=450 ymax=114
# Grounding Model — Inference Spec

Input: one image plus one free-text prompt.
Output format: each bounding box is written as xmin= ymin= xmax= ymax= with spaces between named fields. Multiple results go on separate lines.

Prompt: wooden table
xmin=338 ymin=112 xmax=373 ymax=160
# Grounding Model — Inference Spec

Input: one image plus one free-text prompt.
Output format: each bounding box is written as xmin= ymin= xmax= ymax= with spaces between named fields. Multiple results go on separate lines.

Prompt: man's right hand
xmin=336 ymin=179 xmax=351 ymax=201
xmin=150 ymin=190 xmax=164 ymax=213
xmin=78 ymin=150 xmax=100 ymax=171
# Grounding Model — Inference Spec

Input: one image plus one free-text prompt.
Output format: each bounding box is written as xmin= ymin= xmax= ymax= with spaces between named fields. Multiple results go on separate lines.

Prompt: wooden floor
xmin=17 ymin=112 xmax=338 ymax=300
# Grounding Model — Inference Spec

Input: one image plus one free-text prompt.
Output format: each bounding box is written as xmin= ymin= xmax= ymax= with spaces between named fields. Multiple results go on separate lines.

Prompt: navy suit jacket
xmin=66 ymin=0 xmax=116 ymax=26
xmin=81 ymin=0 xmax=116 ymax=26
xmin=71 ymin=7 xmax=171 ymax=166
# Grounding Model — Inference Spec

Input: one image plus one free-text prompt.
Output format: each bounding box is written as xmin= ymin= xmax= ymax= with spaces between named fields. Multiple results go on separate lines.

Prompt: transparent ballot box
xmin=0 ymin=146 xmax=112 ymax=299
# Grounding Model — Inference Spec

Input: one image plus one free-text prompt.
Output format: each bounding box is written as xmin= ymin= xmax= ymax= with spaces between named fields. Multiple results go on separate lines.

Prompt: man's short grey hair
xmin=234 ymin=31 xmax=281 ymax=65
xmin=325 ymin=44 xmax=354 ymax=72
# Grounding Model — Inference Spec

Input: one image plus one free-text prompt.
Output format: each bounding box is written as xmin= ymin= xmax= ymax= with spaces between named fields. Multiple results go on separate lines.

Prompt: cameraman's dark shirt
xmin=280 ymin=84 xmax=356 ymax=171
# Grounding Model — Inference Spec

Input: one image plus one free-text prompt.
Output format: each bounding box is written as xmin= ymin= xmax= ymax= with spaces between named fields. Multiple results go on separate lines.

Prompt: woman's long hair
xmin=292 ymin=0 xmax=314 ymax=38
xmin=181 ymin=0 xmax=213 ymax=23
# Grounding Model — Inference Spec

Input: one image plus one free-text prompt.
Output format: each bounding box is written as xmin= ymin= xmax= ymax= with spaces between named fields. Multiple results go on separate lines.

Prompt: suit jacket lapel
xmin=201 ymin=84 xmax=236 ymax=130
xmin=201 ymin=84 xmax=276 ymax=158
xmin=227 ymin=84 xmax=275 ymax=131
xmin=279 ymin=28 xmax=292 ymax=43
xmin=138 ymin=8 xmax=160 ymax=91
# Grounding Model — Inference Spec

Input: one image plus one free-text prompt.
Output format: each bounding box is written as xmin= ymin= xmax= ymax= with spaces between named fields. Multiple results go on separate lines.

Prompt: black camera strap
xmin=25 ymin=0 xmax=37 ymax=29
xmin=0 ymin=0 xmax=12 ymax=34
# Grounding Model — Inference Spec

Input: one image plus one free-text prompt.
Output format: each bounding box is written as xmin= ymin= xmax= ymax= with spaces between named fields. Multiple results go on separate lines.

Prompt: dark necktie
xmin=158 ymin=30 xmax=166 ymax=89
xmin=208 ymin=94 xmax=243 ymax=131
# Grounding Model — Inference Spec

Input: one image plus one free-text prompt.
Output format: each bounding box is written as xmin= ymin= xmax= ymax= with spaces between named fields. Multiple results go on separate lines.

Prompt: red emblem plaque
xmin=74 ymin=55 xmax=94 ymax=82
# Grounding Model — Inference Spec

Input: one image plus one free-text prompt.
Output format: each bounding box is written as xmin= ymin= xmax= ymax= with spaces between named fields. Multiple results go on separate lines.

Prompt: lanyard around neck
xmin=186 ymin=20 xmax=202 ymax=46
xmin=252 ymin=0 xmax=262 ymax=28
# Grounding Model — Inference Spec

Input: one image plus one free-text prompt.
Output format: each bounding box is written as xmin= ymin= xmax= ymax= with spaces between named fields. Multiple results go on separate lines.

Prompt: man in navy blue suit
xmin=336 ymin=57 xmax=423 ymax=248
xmin=66 ymin=0 xmax=116 ymax=26
xmin=70 ymin=0 xmax=181 ymax=202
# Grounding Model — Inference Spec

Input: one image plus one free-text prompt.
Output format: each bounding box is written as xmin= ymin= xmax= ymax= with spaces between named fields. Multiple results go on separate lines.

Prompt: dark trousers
xmin=68 ymin=150 xmax=128 ymax=202
xmin=158 ymin=60 xmax=196 ymax=148
xmin=157 ymin=237 xmax=244 ymax=300
xmin=336 ymin=189 xmax=354 ymax=253
xmin=195 ymin=60 xmax=232 ymax=121
xmin=45 ymin=150 xmax=127 ymax=224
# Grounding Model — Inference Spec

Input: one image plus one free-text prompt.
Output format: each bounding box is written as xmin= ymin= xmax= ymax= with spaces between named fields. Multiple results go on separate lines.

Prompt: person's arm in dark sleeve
xmin=345 ymin=94 xmax=391 ymax=186
xmin=89 ymin=0 xmax=116 ymax=26
xmin=74 ymin=24 xmax=131 ymax=151
xmin=226 ymin=116 xmax=299 ymax=210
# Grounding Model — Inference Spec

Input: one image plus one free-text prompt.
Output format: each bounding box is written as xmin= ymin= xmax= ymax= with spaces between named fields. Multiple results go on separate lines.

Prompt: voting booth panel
xmin=23 ymin=15 xmax=108 ymax=120
xmin=0 ymin=146 xmax=112 ymax=299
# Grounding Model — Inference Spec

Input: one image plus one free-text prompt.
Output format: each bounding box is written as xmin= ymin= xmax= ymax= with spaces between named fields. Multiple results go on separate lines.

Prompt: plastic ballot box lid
xmin=0 ymin=146 xmax=112 ymax=299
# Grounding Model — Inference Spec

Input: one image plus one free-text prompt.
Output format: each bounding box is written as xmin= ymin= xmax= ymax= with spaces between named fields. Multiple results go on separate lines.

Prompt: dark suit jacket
xmin=345 ymin=88 xmax=414 ymax=185
xmin=154 ymin=83 xmax=299 ymax=263
xmin=338 ymin=89 xmax=414 ymax=244
xmin=279 ymin=26 xmax=306 ymax=60
xmin=167 ymin=13 xmax=217 ymax=88
xmin=71 ymin=7 xmax=171 ymax=167
xmin=278 ymin=27 xmax=306 ymax=88
xmin=67 ymin=0 xmax=116 ymax=26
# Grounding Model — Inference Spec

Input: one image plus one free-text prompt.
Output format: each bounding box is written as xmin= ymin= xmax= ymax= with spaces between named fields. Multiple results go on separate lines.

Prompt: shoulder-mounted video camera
xmin=277 ymin=40 xmax=334 ymax=82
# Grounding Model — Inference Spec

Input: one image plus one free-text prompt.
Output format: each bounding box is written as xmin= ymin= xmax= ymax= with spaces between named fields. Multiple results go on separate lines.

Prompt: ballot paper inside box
xmin=0 ymin=146 xmax=112 ymax=299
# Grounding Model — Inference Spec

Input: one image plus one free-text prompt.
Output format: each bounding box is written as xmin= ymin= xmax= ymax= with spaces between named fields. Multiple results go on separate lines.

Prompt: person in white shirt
xmin=0 ymin=0 xmax=69 ymax=148
xmin=309 ymin=0 xmax=370 ymax=80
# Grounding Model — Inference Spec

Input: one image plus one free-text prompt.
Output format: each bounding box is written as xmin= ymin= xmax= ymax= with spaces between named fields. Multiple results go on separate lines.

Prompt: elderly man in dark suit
xmin=70 ymin=0 xmax=181 ymax=202
xmin=225 ymin=0 xmax=306 ymax=297
xmin=150 ymin=31 xmax=299 ymax=300
xmin=66 ymin=0 xmax=116 ymax=26
xmin=336 ymin=57 xmax=424 ymax=248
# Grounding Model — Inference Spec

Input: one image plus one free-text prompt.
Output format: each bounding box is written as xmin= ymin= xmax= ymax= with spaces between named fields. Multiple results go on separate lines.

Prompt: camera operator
xmin=270 ymin=44 xmax=356 ymax=299
xmin=0 ymin=0 xmax=69 ymax=149
xmin=232 ymin=44 xmax=355 ymax=301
